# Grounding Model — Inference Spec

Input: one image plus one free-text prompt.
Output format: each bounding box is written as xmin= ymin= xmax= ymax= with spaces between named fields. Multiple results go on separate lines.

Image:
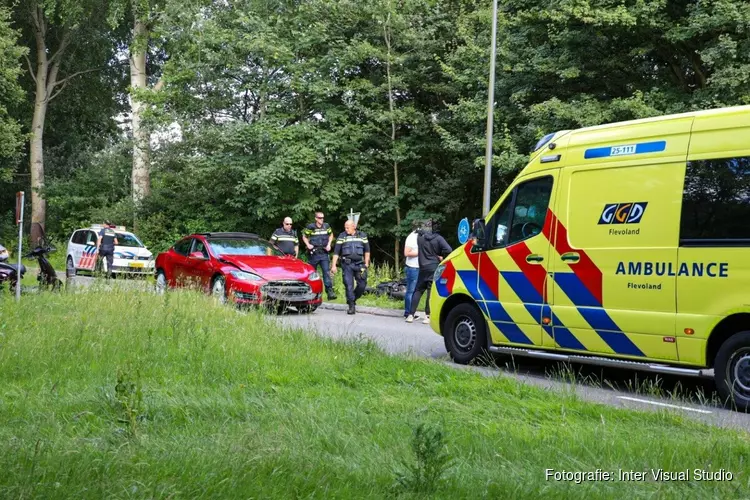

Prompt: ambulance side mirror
xmin=470 ymin=218 xmax=487 ymax=248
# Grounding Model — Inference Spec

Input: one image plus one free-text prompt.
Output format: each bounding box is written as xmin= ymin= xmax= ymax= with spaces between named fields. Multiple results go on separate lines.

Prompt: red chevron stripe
xmin=544 ymin=210 xmax=603 ymax=305
xmin=443 ymin=260 xmax=456 ymax=294
xmin=507 ymin=242 xmax=548 ymax=302
xmin=478 ymin=252 xmax=500 ymax=299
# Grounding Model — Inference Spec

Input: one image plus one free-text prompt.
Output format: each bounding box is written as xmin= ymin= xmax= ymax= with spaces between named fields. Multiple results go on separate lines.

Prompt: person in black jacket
xmin=406 ymin=219 xmax=452 ymax=324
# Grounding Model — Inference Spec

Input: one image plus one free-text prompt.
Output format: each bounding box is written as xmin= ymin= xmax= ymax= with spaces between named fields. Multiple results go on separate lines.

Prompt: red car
xmin=154 ymin=232 xmax=323 ymax=312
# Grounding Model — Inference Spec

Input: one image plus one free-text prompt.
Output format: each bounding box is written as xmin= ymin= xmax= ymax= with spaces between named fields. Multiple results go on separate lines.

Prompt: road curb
xmin=320 ymin=302 xmax=405 ymax=318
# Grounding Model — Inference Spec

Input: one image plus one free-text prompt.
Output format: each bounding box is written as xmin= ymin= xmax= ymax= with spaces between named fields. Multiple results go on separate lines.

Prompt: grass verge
xmin=0 ymin=288 xmax=748 ymax=498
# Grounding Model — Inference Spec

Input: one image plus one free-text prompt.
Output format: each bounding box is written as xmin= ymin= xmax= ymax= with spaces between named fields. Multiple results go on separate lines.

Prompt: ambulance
xmin=429 ymin=104 xmax=750 ymax=410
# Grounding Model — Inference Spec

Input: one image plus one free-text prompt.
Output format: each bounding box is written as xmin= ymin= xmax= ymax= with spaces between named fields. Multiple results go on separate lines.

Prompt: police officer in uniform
xmin=96 ymin=220 xmax=118 ymax=279
xmin=331 ymin=219 xmax=370 ymax=314
xmin=270 ymin=217 xmax=299 ymax=257
xmin=302 ymin=211 xmax=337 ymax=299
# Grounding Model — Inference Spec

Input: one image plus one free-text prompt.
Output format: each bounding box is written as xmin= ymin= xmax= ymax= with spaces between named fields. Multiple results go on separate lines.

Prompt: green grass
xmin=0 ymin=287 xmax=748 ymax=498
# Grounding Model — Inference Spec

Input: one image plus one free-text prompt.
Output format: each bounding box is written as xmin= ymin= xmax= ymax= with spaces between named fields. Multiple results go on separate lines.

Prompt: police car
xmin=65 ymin=224 xmax=154 ymax=277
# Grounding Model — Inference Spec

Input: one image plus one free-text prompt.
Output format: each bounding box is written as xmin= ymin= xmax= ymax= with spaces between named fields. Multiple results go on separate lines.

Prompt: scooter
xmin=25 ymin=227 xmax=63 ymax=291
xmin=0 ymin=243 xmax=26 ymax=292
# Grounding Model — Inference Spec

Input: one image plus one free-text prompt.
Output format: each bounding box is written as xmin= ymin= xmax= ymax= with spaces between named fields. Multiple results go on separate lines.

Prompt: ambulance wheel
xmin=66 ymin=257 xmax=76 ymax=278
xmin=443 ymin=303 xmax=488 ymax=365
xmin=714 ymin=331 xmax=750 ymax=411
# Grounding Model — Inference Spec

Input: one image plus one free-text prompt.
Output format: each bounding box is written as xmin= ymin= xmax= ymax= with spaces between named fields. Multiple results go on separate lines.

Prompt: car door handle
xmin=561 ymin=252 xmax=580 ymax=262
xmin=526 ymin=254 xmax=544 ymax=263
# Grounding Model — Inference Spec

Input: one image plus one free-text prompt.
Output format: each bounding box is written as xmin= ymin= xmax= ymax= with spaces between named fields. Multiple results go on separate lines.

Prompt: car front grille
xmin=261 ymin=280 xmax=315 ymax=301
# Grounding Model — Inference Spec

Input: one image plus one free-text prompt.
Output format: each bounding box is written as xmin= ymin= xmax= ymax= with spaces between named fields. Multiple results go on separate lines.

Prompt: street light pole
xmin=482 ymin=0 xmax=499 ymax=217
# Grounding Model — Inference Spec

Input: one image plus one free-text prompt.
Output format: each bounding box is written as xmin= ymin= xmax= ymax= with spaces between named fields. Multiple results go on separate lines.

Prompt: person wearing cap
xmin=96 ymin=220 xmax=118 ymax=279
xmin=270 ymin=217 xmax=299 ymax=257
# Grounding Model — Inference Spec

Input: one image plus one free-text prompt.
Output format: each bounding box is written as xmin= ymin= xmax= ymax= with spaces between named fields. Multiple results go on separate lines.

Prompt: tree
xmin=0 ymin=5 xmax=25 ymax=183
xmin=15 ymin=0 xmax=112 ymax=244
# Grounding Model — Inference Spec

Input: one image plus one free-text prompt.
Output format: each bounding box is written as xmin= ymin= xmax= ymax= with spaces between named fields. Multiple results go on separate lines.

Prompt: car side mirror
xmin=189 ymin=251 xmax=207 ymax=260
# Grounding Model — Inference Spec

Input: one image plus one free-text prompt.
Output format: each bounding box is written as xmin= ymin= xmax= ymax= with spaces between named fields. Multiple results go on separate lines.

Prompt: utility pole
xmin=483 ymin=0 xmax=499 ymax=216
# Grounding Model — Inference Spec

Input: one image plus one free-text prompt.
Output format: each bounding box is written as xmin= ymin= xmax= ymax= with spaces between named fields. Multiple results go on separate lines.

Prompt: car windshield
xmin=207 ymin=238 xmax=284 ymax=256
xmin=116 ymin=232 xmax=144 ymax=248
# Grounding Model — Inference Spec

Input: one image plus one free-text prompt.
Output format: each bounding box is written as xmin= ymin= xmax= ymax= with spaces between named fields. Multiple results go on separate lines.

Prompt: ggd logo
xmin=598 ymin=202 xmax=648 ymax=224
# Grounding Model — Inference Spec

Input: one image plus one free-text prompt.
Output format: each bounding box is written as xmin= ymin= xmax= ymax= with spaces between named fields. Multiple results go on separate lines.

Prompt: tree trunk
xmin=384 ymin=9 xmax=401 ymax=272
xmin=130 ymin=17 xmax=150 ymax=209
xmin=30 ymin=68 xmax=48 ymax=245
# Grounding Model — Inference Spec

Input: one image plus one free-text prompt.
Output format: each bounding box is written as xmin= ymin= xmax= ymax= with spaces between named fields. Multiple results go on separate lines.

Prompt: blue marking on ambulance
xmin=585 ymin=140 xmax=666 ymax=159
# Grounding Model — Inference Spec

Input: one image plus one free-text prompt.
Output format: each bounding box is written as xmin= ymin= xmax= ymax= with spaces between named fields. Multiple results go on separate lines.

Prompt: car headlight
xmin=309 ymin=271 xmax=321 ymax=281
xmin=433 ymin=263 xmax=446 ymax=283
xmin=230 ymin=270 xmax=263 ymax=281
xmin=114 ymin=252 xmax=124 ymax=258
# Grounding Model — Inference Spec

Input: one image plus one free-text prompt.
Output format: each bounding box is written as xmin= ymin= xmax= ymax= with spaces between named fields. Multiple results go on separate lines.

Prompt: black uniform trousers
xmin=342 ymin=260 xmax=367 ymax=305
xmin=408 ymin=269 xmax=434 ymax=316
xmin=97 ymin=246 xmax=115 ymax=278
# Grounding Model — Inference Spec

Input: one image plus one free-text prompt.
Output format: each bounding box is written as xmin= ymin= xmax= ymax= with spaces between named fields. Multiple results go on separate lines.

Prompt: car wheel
xmin=443 ymin=303 xmax=488 ymax=365
xmin=714 ymin=331 xmax=750 ymax=411
xmin=212 ymin=275 xmax=227 ymax=304
xmin=155 ymin=270 xmax=167 ymax=295
xmin=66 ymin=256 xmax=76 ymax=278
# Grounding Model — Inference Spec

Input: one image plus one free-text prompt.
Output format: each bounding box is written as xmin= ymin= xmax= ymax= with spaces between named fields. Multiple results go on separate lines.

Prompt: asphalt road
xmin=45 ymin=272 xmax=750 ymax=432
xmin=275 ymin=305 xmax=750 ymax=432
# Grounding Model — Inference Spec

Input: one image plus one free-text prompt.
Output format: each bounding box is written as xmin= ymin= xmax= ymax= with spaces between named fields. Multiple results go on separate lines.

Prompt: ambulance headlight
xmin=433 ymin=263 xmax=446 ymax=283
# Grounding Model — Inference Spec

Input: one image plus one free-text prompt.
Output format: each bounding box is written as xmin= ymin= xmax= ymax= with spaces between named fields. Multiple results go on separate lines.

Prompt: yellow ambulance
xmin=429 ymin=104 xmax=750 ymax=410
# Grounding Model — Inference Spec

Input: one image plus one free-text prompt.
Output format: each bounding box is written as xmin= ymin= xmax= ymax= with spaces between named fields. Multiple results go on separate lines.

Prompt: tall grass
xmin=0 ymin=287 xmax=748 ymax=498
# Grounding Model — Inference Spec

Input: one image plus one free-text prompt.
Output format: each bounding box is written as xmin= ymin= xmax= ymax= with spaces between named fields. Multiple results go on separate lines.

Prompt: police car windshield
xmin=115 ymin=233 xmax=143 ymax=248
xmin=207 ymin=238 xmax=283 ymax=256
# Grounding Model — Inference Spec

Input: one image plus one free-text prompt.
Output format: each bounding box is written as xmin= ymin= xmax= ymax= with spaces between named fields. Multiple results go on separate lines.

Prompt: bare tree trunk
xmin=130 ymin=17 xmax=150 ymax=211
xmin=28 ymin=5 xmax=65 ymax=245
xmin=384 ymin=9 xmax=401 ymax=272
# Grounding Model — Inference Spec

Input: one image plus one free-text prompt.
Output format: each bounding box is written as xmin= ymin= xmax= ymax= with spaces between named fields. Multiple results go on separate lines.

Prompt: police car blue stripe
xmin=584 ymin=140 xmax=666 ymax=159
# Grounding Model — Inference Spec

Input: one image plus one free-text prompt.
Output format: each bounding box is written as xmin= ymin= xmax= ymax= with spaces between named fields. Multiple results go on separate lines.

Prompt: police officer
xmin=331 ymin=219 xmax=370 ymax=314
xmin=96 ymin=220 xmax=118 ymax=279
xmin=270 ymin=217 xmax=299 ymax=257
xmin=302 ymin=211 xmax=337 ymax=299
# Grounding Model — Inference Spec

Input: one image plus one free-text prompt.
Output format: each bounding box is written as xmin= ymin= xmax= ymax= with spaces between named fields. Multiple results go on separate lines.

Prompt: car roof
xmin=195 ymin=232 xmax=261 ymax=239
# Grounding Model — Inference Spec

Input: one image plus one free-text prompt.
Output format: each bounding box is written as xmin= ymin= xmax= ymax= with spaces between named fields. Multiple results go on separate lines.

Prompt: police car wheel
xmin=715 ymin=331 xmax=750 ymax=411
xmin=66 ymin=256 xmax=76 ymax=278
xmin=212 ymin=276 xmax=227 ymax=304
xmin=443 ymin=303 xmax=487 ymax=365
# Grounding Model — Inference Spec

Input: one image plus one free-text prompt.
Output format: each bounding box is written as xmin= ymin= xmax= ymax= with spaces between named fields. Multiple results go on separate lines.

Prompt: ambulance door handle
xmin=526 ymin=254 xmax=544 ymax=263
xmin=561 ymin=252 xmax=580 ymax=263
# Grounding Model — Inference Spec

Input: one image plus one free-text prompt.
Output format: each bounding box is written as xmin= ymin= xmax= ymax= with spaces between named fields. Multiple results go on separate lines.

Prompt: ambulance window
xmin=680 ymin=156 xmax=750 ymax=245
xmin=489 ymin=197 xmax=513 ymax=248
xmin=507 ymin=176 xmax=553 ymax=246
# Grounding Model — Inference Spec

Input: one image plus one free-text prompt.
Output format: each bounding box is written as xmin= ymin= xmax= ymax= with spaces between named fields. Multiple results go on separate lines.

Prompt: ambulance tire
xmin=714 ymin=331 xmax=750 ymax=412
xmin=443 ymin=303 xmax=488 ymax=365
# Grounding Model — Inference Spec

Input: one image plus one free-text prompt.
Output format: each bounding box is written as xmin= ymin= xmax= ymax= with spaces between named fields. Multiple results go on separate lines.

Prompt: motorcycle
xmin=0 ymin=243 xmax=26 ymax=292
